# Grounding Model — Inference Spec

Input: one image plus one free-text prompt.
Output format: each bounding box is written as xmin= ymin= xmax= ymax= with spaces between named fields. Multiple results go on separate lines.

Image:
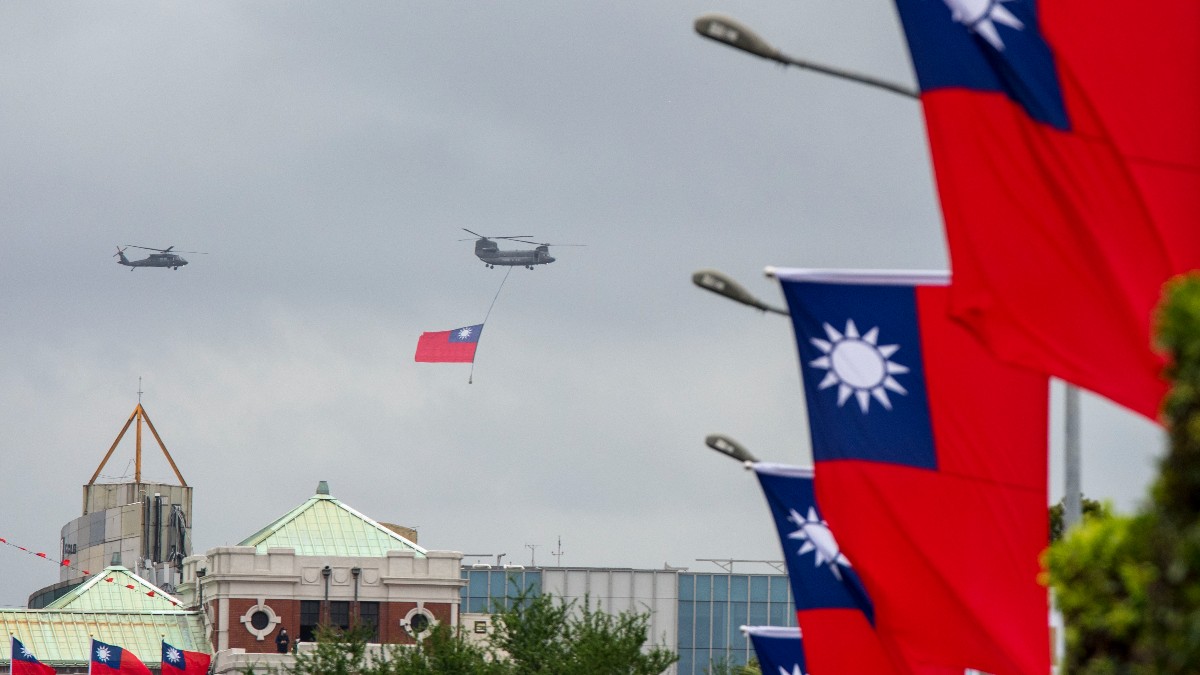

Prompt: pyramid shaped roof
xmin=239 ymin=482 xmax=426 ymax=557
xmin=43 ymin=565 xmax=183 ymax=611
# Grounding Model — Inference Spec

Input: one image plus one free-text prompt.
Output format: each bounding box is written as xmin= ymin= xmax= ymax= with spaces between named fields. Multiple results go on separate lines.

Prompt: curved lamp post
xmin=692 ymin=269 xmax=789 ymax=316
xmin=705 ymin=433 xmax=758 ymax=466
xmin=693 ymin=13 xmax=918 ymax=99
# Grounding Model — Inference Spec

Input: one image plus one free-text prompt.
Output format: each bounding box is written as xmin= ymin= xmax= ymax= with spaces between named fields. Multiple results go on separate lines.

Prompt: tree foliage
xmin=1049 ymin=273 xmax=1200 ymax=673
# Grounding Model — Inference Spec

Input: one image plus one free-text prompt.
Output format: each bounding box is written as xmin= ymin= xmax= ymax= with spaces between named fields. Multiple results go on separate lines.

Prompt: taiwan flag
xmin=89 ymin=639 xmax=152 ymax=675
xmin=893 ymin=0 xmax=1200 ymax=420
xmin=753 ymin=462 xmax=904 ymax=674
xmin=11 ymin=637 xmax=56 ymax=675
xmin=776 ymin=269 xmax=1049 ymax=675
xmin=414 ymin=324 xmax=483 ymax=363
xmin=161 ymin=641 xmax=211 ymax=675
xmin=743 ymin=626 xmax=806 ymax=675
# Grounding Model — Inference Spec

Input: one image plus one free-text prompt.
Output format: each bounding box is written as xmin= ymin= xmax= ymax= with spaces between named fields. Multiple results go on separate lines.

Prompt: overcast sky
xmin=0 ymin=1 xmax=1163 ymax=607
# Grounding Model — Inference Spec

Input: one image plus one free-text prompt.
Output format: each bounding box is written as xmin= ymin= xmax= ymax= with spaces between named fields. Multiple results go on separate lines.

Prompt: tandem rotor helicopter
xmin=114 ymin=245 xmax=206 ymax=270
xmin=460 ymin=229 xmax=584 ymax=269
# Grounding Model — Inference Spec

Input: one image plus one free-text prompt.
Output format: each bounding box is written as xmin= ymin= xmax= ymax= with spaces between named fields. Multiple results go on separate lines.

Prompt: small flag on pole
xmin=161 ymin=641 xmax=211 ymax=675
xmin=11 ymin=637 xmax=56 ymax=675
xmin=742 ymin=626 xmax=806 ymax=675
xmin=414 ymin=324 xmax=483 ymax=363
xmin=89 ymin=639 xmax=152 ymax=675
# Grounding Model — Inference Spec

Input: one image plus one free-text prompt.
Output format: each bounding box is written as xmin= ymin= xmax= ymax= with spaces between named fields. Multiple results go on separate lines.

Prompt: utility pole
xmin=525 ymin=544 xmax=540 ymax=567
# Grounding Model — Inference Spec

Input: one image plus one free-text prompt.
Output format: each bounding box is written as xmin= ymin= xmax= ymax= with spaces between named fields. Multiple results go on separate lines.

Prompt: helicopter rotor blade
xmin=508 ymin=239 xmax=587 ymax=247
xmin=124 ymin=245 xmax=206 ymax=254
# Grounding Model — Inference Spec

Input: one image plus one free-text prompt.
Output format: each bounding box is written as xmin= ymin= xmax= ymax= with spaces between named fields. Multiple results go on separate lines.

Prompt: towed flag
xmin=414 ymin=324 xmax=483 ymax=363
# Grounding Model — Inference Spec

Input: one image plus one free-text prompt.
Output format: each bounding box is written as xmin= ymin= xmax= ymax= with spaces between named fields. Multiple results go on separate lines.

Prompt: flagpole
xmin=1063 ymin=384 xmax=1082 ymax=528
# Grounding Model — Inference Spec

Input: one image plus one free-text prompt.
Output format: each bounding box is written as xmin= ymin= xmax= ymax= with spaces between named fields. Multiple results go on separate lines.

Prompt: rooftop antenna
xmin=551 ymin=536 xmax=564 ymax=567
xmin=525 ymin=543 xmax=540 ymax=567
xmin=88 ymin=395 xmax=187 ymax=487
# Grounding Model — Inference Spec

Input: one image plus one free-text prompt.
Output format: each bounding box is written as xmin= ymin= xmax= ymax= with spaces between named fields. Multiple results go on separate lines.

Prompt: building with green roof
xmin=0 ymin=565 xmax=206 ymax=673
xmin=174 ymin=481 xmax=463 ymax=674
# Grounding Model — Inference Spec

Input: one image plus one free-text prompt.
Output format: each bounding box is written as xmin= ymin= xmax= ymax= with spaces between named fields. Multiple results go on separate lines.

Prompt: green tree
xmin=489 ymin=591 xmax=678 ymax=675
xmin=1049 ymin=273 xmax=1200 ymax=673
xmin=1048 ymin=495 xmax=1109 ymax=543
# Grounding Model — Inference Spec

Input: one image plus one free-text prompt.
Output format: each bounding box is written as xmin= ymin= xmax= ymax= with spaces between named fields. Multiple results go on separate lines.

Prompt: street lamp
xmin=693 ymin=13 xmax=918 ymax=100
xmin=706 ymin=433 xmax=758 ymax=466
xmin=693 ymin=269 xmax=789 ymax=316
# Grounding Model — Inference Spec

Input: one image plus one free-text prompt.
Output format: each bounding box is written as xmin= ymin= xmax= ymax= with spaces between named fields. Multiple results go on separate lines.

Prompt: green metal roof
xmin=239 ymin=484 xmax=426 ymax=558
xmin=0 ymin=609 xmax=206 ymax=667
xmin=44 ymin=566 xmax=183 ymax=611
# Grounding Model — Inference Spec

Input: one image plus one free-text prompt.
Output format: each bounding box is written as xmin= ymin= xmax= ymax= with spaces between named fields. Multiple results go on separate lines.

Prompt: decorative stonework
xmin=240 ymin=600 xmax=281 ymax=641
xmin=400 ymin=602 xmax=437 ymax=638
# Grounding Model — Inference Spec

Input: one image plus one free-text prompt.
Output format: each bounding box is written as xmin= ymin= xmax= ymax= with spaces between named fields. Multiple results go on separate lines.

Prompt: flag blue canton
xmin=12 ymin=638 xmax=41 ymax=663
xmin=894 ymin=0 xmax=1068 ymax=129
xmin=781 ymin=280 xmax=936 ymax=470
xmin=745 ymin=626 xmax=807 ymax=675
xmin=449 ymin=324 xmax=483 ymax=343
xmin=754 ymin=464 xmax=874 ymax=621
xmin=93 ymin=640 xmax=122 ymax=664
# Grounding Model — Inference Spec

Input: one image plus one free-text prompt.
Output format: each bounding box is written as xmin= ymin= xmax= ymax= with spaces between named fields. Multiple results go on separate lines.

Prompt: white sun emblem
xmin=20 ymin=646 xmax=34 ymax=659
xmin=809 ymin=320 xmax=908 ymax=413
xmin=96 ymin=646 xmax=111 ymax=662
xmin=942 ymin=0 xmax=1025 ymax=50
xmin=787 ymin=507 xmax=851 ymax=579
xmin=778 ymin=666 xmax=808 ymax=675
xmin=456 ymin=327 xmax=473 ymax=339
xmin=166 ymin=647 xmax=182 ymax=663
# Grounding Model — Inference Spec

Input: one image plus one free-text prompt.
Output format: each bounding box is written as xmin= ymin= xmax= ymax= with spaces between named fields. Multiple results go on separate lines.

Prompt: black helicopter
xmin=461 ymin=229 xmax=584 ymax=270
xmin=114 ymin=245 xmax=206 ymax=270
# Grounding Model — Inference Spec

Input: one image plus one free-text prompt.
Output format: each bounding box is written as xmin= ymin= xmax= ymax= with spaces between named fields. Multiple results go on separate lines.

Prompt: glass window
xmin=358 ymin=602 xmax=380 ymax=641
xmin=749 ymin=576 xmax=768 ymax=601
xmin=468 ymin=571 xmax=488 ymax=597
xmin=713 ymin=575 xmax=729 ymax=602
xmin=330 ymin=601 xmax=350 ymax=630
xmin=730 ymin=575 xmax=748 ymax=602
xmin=769 ymin=601 xmax=788 ymax=626
xmin=727 ymin=597 xmax=747 ymax=630
xmin=729 ymin=616 xmax=745 ymax=652
xmin=468 ymin=596 xmax=489 ymax=613
xmin=695 ymin=601 xmax=712 ymax=649
xmin=679 ymin=574 xmax=695 ymax=601
xmin=695 ymin=575 xmax=712 ymax=602
xmin=524 ymin=571 xmax=542 ymax=594
xmin=769 ymin=575 xmax=790 ymax=602
xmin=749 ymin=601 xmax=769 ymax=626
xmin=677 ymin=601 xmax=694 ymax=648
xmin=712 ymin=603 xmax=728 ymax=649
xmin=677 ymin=648 xmax=694 ymax=675
xmin=490 ymin=571 xmax=508 ymax=596
xmin=300 ymin=600 xmax=320 ymax=642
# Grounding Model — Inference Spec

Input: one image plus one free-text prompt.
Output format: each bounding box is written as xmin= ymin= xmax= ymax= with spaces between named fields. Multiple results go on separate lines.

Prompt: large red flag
xmin=777 ymin=269 xmax=1049 ymax=675
xmin=414 ymin=324 xmax=483 ymax=363
xmin=892 ymin=0 xmax=1200 ymax=420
